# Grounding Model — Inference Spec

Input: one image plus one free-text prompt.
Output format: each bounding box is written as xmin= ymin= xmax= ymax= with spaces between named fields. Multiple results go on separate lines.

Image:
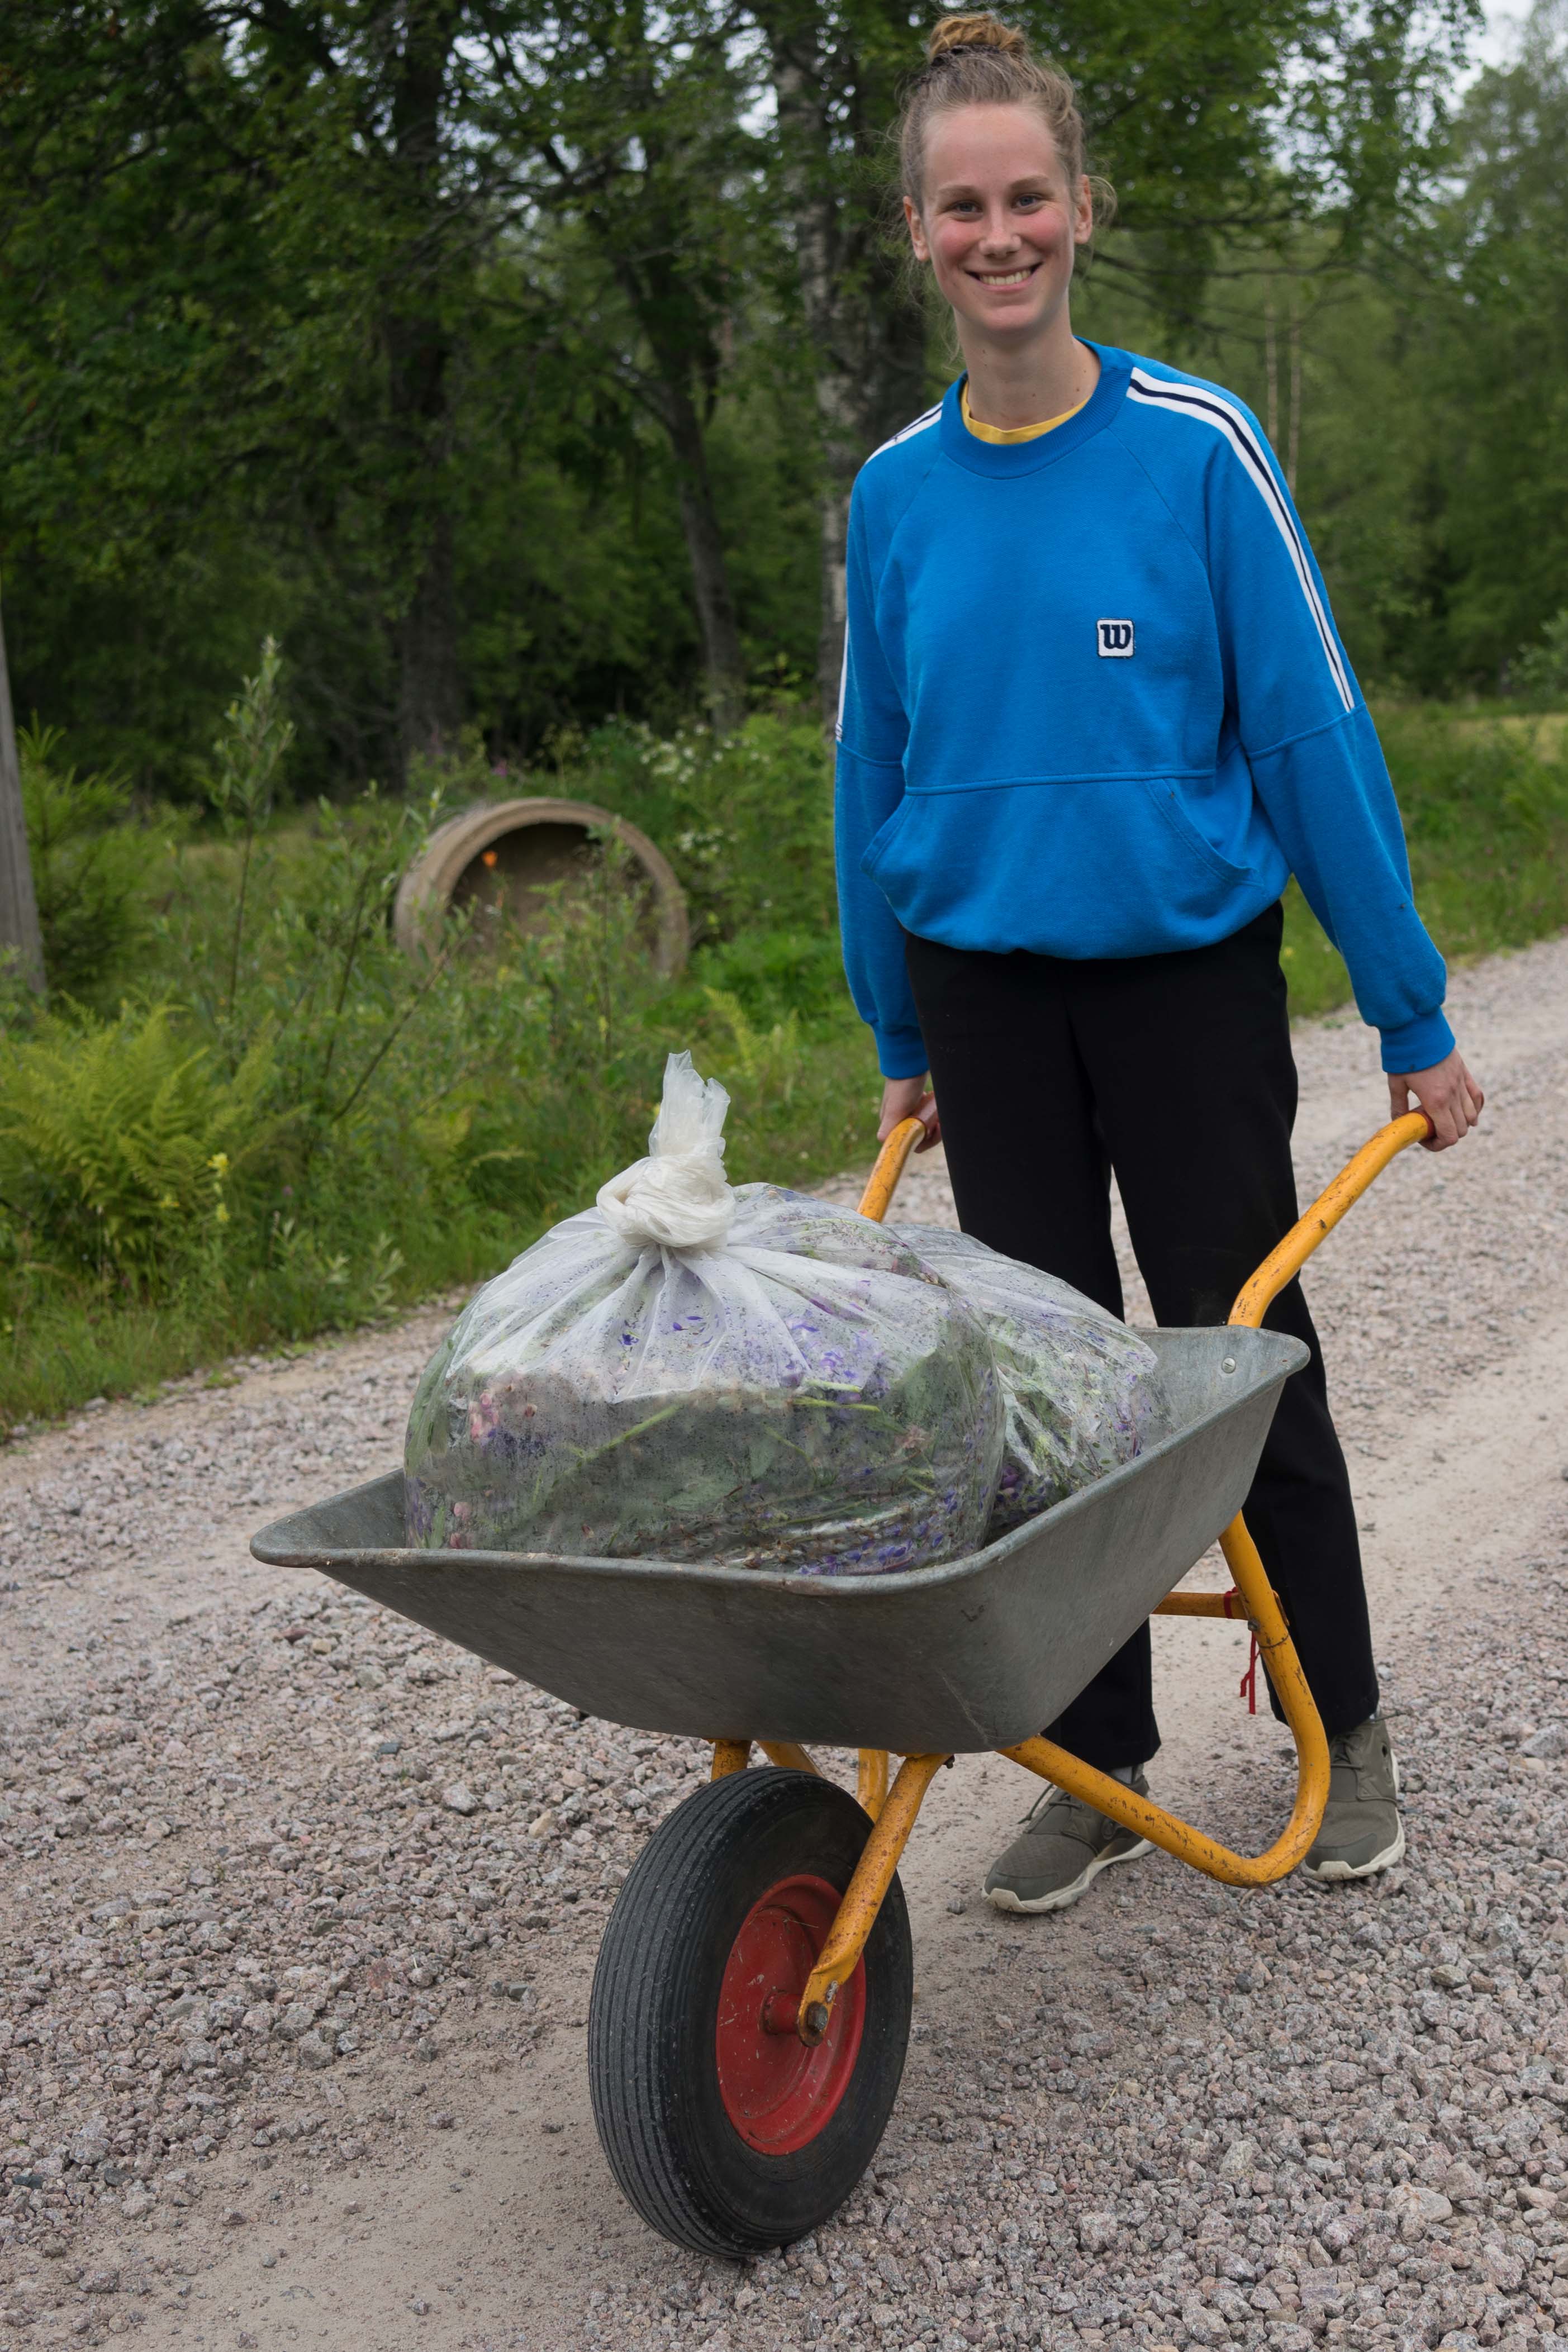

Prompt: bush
xmin=545 ymin=712 xmax=835 ymax=945
xmin=0 ymin=1005 xmax=275 ymax=1287
xmin=1511 ymin=609 xmax=1568 ymax=705
xmin=1385 ymin=707 xmax=1568 ymax=961
xmin=19 ymin=724 xmax=151 ymax=1004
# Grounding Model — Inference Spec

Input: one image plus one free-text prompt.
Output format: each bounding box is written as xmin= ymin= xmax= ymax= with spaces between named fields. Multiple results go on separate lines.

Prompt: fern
xmin=0 ymin=1006 xmax=278 ymax=1285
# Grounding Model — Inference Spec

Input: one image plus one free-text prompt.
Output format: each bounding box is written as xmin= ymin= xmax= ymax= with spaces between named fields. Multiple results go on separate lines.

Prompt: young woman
xmin=835 ymin=12 xmax=1484 ymax=1914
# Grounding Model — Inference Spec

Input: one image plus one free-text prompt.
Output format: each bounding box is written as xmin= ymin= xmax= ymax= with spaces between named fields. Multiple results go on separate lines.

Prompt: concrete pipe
xmin=393 ymin=796 xmax=690 ymax=978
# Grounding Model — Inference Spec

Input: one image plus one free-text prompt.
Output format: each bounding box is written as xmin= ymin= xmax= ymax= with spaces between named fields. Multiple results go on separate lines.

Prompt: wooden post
xmin=0 ymin=584 xmax=44 ymax=996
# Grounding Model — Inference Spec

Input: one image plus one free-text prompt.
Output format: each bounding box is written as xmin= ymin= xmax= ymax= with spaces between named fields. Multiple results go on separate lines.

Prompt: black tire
xmin=588 ymin=1767 xmax=913 ymax=2256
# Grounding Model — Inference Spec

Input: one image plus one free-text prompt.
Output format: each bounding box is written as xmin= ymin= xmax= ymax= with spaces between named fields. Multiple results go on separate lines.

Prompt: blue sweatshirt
xmin=834 ymin=343 xmax=1453 ymax=1081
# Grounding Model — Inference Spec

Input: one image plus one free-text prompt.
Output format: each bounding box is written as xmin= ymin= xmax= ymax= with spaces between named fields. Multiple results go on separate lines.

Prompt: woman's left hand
xmin=879 ymin=1074 xmax=942 ymax=1152
xmin=1387 ymin=1047 xmax=1485 ymax=1150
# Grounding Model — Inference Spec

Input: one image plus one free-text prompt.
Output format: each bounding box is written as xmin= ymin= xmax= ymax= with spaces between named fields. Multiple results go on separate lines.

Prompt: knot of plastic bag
xmin=596 ymin=1050 xmax=735 ymax=1252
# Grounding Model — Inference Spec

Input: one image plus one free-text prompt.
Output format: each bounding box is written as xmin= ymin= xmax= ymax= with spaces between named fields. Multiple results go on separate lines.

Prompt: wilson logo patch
xmin=1097 ymin=619 xmax=1135 ymax=658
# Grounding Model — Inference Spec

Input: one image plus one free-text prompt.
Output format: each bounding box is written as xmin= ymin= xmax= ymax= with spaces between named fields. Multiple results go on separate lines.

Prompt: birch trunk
xmin=608 ymin=237 xmax=749 ymax=734
xmin=1287 ymin=288 xmax=1303 ymax=496
xmin=0 ymin=591 xmax=45 ymax=996
xmin=768 ymin=27 xmax=928 ymax=721
xmin=665 ymin=382 xmax=747 ymax=734
xmin=383 ymin=0 xmax=465 ymax=773
xmin=1265 ymin=279 xmax=1279 ymax=448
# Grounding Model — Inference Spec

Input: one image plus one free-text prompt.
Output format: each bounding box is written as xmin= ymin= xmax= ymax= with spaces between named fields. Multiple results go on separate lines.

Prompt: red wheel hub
xmin=714 ymin=1874 xmax=866 ymax=2155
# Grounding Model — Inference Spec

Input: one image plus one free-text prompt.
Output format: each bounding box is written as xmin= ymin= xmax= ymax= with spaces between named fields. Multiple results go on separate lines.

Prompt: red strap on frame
xmin=1222 ymin=1586 xmax=1260 ymax=1714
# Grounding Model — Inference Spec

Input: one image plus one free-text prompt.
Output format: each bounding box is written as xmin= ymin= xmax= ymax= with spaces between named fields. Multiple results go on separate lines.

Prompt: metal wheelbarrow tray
xmin=251 ymin=1322 xmax=1303 ymax=1756
xmin=249 ymin=1108 xmax=1436 ymax=2261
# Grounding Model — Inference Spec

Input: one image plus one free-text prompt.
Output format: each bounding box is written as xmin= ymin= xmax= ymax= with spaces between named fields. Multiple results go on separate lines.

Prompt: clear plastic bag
xmin=894 ymin=1224 xmax=1173 ymax=1534
xmin=406 ymin=1054 xmax=1003 ymax=1574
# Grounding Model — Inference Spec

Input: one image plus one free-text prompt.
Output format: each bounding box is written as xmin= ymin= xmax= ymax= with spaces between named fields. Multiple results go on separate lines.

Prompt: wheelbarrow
xmin=251 ymin=1108 xmax=1434 ymax=2259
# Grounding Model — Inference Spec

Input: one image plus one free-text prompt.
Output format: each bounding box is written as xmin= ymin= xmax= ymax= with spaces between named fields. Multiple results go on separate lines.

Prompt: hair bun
xmin=926 ymin=11 xmax=1030 ymax=63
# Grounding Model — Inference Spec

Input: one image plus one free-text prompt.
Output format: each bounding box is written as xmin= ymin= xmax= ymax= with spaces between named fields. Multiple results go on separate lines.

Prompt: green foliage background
xmin=3 ymin=0 xmax=1568 ymax=1421
xmin=0 ymin=0 xmax=1507 ymax=788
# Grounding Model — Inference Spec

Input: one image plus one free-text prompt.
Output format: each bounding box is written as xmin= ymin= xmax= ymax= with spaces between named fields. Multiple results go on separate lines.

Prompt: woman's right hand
xmin=879 ymin=1074 xmax=942 ymax=1152
xmin=1387 ymin=1046 xmax=1484 ymax=1151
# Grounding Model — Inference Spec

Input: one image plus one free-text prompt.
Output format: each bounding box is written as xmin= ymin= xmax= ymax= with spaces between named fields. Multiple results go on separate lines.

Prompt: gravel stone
xmin=1391 ymin=2183 xmax=1456 ymax=2239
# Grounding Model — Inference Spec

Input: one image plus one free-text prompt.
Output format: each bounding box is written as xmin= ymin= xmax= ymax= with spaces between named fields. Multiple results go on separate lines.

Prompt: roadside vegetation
xmin=3 ymin=648 xmax=1566 ymax=1427
xmin=0 ymin=653 xmax=875 ymax=1423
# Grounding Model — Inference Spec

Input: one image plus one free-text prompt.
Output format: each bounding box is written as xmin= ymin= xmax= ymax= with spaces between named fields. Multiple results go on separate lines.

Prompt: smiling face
xmin=905 ymin=102 xmax=1093 ymax=354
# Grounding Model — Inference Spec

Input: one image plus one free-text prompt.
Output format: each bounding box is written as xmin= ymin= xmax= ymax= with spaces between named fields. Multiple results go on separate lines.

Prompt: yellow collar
xmin=961 ymin=379 xmax=1089 ymax=444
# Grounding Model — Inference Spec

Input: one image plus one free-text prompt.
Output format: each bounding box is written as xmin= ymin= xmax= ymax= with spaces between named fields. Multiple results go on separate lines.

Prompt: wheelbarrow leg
xmin=856 ymin=1748 xmax=890 ymax=1822
xmin=1000 ymin=1507 xmax=1331 ymax=1886
xmin=709 ymin=1738 xmax=821 ymax=1777
xmin=795 ymin=1752 xmax=949 ymax=2044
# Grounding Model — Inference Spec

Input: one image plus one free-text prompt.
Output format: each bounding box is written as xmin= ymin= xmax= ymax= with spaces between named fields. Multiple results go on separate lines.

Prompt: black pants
xmin=904 ymin=904 xmax=1377 ymax=1771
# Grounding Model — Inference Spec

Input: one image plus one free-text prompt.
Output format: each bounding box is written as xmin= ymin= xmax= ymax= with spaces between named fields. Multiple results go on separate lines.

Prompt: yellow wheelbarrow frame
xmin=712 ymin=1108 xmax=1433 ymax=2049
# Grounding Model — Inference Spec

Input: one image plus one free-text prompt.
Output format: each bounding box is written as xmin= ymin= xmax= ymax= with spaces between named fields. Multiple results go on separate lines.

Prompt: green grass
xmin=3 ymin=695 xmax=1565 ymax=1428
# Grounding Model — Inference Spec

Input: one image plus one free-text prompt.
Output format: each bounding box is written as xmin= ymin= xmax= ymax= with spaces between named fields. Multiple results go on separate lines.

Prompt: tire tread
xmin=588 ymin=1769 xmax=910 ymax=2255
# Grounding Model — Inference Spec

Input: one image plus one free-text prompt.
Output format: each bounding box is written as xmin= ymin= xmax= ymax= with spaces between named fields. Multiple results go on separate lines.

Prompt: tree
xmin=0 ymin=0 xmax=783 ymax=756
xmin=505 ymin=0 xmax=764 ymax=728
xmin=1414 ymin=8 xmax=1568 ymax=682
xmin=755 ymin=0 xmax=929 ymax=718
xmin=1157 ymin=1 xmax=1568 ymax=695
xmin=0 ymin=0 xmax=524 ymax=775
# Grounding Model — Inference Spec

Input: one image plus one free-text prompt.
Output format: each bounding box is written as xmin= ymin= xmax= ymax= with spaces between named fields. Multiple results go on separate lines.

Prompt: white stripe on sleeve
xmin=1127 ymin=368 xmax=1354 ymax=713
xmin=864 ymin=404 xmax=942 ymax=465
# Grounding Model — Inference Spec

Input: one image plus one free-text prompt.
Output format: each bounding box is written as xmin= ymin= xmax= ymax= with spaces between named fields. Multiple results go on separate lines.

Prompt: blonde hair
xmin=897 ymin=13 xmax=1111 ymax=224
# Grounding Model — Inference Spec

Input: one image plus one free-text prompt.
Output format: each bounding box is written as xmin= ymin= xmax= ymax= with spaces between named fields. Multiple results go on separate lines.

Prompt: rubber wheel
xmin=588 ymin=1766 xmax=913 ymax=2255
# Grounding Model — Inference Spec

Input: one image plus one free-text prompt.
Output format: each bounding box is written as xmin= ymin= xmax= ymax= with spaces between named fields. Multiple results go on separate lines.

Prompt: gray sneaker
xmin=983 ymin=1772 xmax=1152 ymax=1915
xmin=1300 ymin=1714 xmax=1404 ymax=1882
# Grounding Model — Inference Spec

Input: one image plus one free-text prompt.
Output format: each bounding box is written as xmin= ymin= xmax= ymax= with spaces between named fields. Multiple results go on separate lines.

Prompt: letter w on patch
xmin=1097 ymin=619 xmax=1135 ymax=658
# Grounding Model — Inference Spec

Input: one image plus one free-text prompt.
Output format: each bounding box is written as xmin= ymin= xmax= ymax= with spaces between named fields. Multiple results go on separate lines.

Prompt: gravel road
xmin=3 ymin=937 xmax=1568 ymax=2352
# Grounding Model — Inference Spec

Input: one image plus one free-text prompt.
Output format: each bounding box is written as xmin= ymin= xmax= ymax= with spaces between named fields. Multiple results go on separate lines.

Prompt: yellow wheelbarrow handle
xmin=857 ymin=1116 xmax=927 ymax=1223
xmin=859 ymin=1110 xmax=1436 ymax=1305
xmin=1013 ymin=1107 xmax=1436 ymax=1887
xmin=1228 ymin=1109 xmax=1433 ymax=1327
